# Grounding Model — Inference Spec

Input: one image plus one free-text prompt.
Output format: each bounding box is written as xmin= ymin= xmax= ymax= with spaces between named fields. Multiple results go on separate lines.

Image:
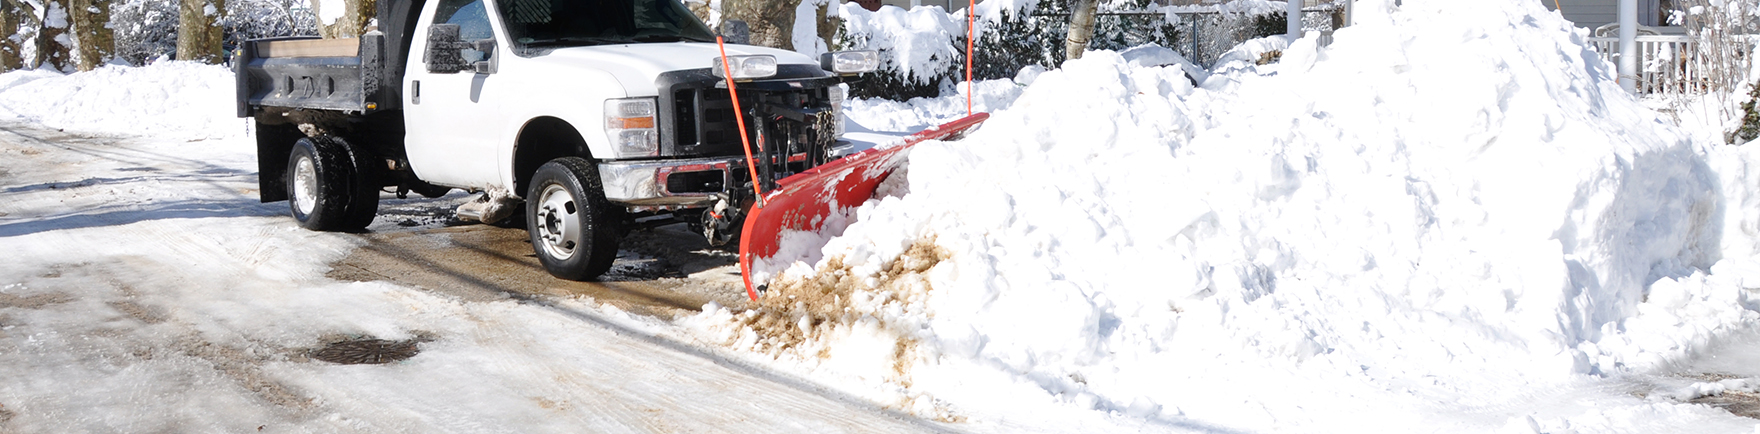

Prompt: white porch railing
xmin=1587 ymin=35 xmax=1707 ymax=96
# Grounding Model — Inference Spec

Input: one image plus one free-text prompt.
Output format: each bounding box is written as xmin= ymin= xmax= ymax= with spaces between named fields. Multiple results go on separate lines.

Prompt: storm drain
xmin=310 ymin=338 xmax=423 ymax=365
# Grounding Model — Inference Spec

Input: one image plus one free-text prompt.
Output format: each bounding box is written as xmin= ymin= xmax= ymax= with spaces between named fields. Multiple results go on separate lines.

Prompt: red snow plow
xmin=737 ymin=113 xmax=990 ymax=300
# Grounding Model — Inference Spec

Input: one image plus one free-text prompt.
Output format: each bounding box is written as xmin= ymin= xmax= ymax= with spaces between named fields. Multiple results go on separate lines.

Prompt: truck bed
xmin=234 ymin=34 xmax=394 ymax=116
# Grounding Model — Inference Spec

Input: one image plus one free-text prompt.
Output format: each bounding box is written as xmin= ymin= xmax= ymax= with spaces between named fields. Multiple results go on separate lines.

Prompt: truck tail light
xmin=606 ymin=97 xmax=658 ymax=158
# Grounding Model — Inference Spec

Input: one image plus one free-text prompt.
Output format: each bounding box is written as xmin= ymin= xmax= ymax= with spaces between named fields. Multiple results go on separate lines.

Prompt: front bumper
xmin=598 ymin=156 xmax=745 ymax=208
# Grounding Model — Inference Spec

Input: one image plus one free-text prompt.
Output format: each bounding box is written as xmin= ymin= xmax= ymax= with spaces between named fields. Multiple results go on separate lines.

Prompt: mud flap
xmin=738 ymin=113 xmax=990 ymax=300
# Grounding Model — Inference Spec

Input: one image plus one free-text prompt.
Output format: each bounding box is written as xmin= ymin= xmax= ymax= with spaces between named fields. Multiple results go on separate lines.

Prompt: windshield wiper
xmin=519 ymin=36 xmax=633 ymax=47
xmin=631 ymin=34 xmax=713 ymax=43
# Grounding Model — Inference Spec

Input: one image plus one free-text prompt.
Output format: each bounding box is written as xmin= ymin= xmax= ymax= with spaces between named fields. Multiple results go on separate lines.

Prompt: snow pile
xmin=842 ymin=77 xmax=1026 ymax=134
xmin=1207 ymin=34 xmax=1289 ymax=74
xmin=0 ymin=61 xmax=242 ymax=140
xmin=694 ymin=1 xmax=1760 ymax=431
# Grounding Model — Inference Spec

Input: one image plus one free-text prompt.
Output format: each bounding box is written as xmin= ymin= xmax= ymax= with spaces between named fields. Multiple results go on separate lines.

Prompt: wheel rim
xmin=535 ymin=183 xmax=581 ymax=261
xmin=292 ymin=154 xmax=318 ymax=216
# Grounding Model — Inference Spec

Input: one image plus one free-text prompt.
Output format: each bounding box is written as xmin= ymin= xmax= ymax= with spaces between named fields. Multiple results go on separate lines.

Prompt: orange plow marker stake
xmin=716 ymin=35 xmax=765 ymax=302
xmin=966 ymin=0 xmax=975 ymax=116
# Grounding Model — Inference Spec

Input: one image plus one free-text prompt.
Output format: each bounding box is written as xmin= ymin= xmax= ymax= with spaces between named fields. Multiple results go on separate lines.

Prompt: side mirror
xmin=424 ymin=24 xmax=469 ymax=74
xmin=720 ymin=20 xmax=751 ymax=45
xmin=470 ymin=38 xmax=495 ymax=73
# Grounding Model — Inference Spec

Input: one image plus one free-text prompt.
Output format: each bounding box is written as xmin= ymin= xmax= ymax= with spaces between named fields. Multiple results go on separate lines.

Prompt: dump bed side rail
xmin=235 ymin=34 xmax=391 ymax=117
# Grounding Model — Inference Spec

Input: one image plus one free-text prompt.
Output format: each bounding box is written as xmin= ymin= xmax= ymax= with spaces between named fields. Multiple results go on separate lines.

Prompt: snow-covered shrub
xmin=223 ymin=0 xmax=320 ymax=52
xmin=836 ymin=3 xmax=965 ymax=99
xmin=111 ymin=0 xmax=180 ymax=66
xmin=838 ymin=0 xmax=1183 ymax=100
xmin=971 ymin=0 xmax=1183 ymax=82
xmin=966 ymin=2 xmax=1063 ymax=81
xmin=1670 ymin=0 xmax=1760 ymax=142
xmin=1247 ymin=8 xmax=1283 ymax=37
xmin=113 ymin=0 xmax=317 ymax=66
xmin=836 ymin=0 xmax=1344 ymax=101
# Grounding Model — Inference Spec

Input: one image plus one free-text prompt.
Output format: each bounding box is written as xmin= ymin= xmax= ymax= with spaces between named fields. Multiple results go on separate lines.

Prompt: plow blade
xmin=738 ymin=113 xmax=990 ymax=300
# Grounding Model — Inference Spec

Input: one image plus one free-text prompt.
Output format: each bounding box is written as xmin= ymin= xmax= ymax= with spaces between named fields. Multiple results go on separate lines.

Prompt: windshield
xmin=496 ymin=0 xmax=716 ymax=48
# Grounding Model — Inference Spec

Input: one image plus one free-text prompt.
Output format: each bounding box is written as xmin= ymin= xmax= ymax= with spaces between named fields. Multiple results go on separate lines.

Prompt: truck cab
xmin=236 ymin=0 xmax=876 ymax=280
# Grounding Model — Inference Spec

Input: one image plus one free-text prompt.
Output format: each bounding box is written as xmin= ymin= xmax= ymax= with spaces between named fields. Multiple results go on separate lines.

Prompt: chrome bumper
xmin=598 ymin=156 xmax=744 ymax=208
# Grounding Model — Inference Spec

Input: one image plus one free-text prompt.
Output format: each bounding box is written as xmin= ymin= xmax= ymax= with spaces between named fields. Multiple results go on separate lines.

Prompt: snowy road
xmin=331 ymin=206 xmax=754 ymax=320
xmin=0 ymin=121 xmax=949 ymax=433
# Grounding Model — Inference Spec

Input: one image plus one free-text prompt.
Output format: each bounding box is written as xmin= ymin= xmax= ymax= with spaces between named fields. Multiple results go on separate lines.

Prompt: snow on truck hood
xmin=527 ymin=42 xmax=819 ymax=96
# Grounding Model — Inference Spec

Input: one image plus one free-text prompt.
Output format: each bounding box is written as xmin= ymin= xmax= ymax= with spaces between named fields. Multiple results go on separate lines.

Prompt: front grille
xmin=670 ymin=87 xmax=827 ymax=158
xmin=654 ymin=65 xmax=841 ymax=193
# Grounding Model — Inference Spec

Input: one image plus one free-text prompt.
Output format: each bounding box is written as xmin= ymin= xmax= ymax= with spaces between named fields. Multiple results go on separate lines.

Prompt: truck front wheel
xmin=527 ymin=157 xmax=620 ymax=280
xmin=287 ymin=136 xmax=378 ymax=232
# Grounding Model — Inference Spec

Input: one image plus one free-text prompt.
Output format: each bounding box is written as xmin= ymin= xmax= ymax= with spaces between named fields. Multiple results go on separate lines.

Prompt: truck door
xmin=404 ymin=0 xmax=506 ymax=189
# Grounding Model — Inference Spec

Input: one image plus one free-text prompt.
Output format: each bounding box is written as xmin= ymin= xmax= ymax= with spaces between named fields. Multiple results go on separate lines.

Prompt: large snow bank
xmin=0 ymin=61 xmax=241 ymax=140
xmin=693 ymin=1 xmax=1760 ymax=431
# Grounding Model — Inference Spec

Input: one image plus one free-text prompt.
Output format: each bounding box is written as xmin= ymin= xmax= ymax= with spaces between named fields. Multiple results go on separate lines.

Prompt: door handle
xmin=412 ymin=80 xmax=421 ymax=104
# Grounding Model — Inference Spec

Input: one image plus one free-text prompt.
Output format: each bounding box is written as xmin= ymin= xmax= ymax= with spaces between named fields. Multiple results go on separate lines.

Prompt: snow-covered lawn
xmin=1 ymin=1 xmax=1760 ymax=433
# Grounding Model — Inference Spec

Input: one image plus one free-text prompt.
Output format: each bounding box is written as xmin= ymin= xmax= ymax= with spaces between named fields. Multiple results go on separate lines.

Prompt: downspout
xmin=1619 ymin=0 xmax=1637 ymax=93
xmin=1287 ymin=0 xmax=1302 ymax=38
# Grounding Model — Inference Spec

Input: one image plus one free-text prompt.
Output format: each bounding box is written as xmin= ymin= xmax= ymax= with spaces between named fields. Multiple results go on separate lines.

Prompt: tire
xmin=339 ymin=138 xmax=381 ymax=229
xmin=287 ymin=136 xmax=379 ymax=232
xmin=527 ymin=157 xmax=621 ymax=280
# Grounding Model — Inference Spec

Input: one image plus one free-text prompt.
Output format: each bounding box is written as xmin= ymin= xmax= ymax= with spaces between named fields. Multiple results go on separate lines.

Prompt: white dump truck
xmin=236 ymin=0 xmax=877 ymax=280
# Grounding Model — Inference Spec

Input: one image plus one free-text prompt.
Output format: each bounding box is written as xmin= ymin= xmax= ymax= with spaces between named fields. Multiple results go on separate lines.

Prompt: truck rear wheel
xmin=527 ymin=157 xmax=620 ymax=280
xmin=287 ymin=136 xmax=379 ymax=232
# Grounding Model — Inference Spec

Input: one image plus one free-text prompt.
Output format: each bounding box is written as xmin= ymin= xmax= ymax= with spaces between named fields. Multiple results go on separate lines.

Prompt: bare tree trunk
xmin=38 ymin=0 xmax=72 ymax=71
xmin=314 ymin=0 xmax=375 ymax=38
xmin=1065 ymin=0 xmax=1097 ymax=60
xmin=0 ymin=0 xmax=23 ymax=71
xmin=686 ymin=0 xmax=712 ymax=27
xmin=724 ymin=0 xmax=798 ymax=50
xmin=10 ymin=0 xmax=43 ymax=69
xmin=68 ymin=0 xmax=111 ymax=71
xmin=177 ymin=0 xmax=225 ymax=63
xmin=814 ymin=0 xmax=839 ymax=52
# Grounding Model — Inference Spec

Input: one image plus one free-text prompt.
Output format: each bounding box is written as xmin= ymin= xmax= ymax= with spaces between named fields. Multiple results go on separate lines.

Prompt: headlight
xmin=605 ymin=97 xmax=658 ymax=158
xmin=828 ymin=84 xmax=846 ymax=136
xmin=819 ymin=50 xmax=879 ymax=75
xmin=711 ymin=55 xmax=777 ymax=80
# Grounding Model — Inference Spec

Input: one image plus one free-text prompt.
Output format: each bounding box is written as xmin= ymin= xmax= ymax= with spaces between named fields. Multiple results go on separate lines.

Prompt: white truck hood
xmin=527 ymin=43 xmax=819 ymax=97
